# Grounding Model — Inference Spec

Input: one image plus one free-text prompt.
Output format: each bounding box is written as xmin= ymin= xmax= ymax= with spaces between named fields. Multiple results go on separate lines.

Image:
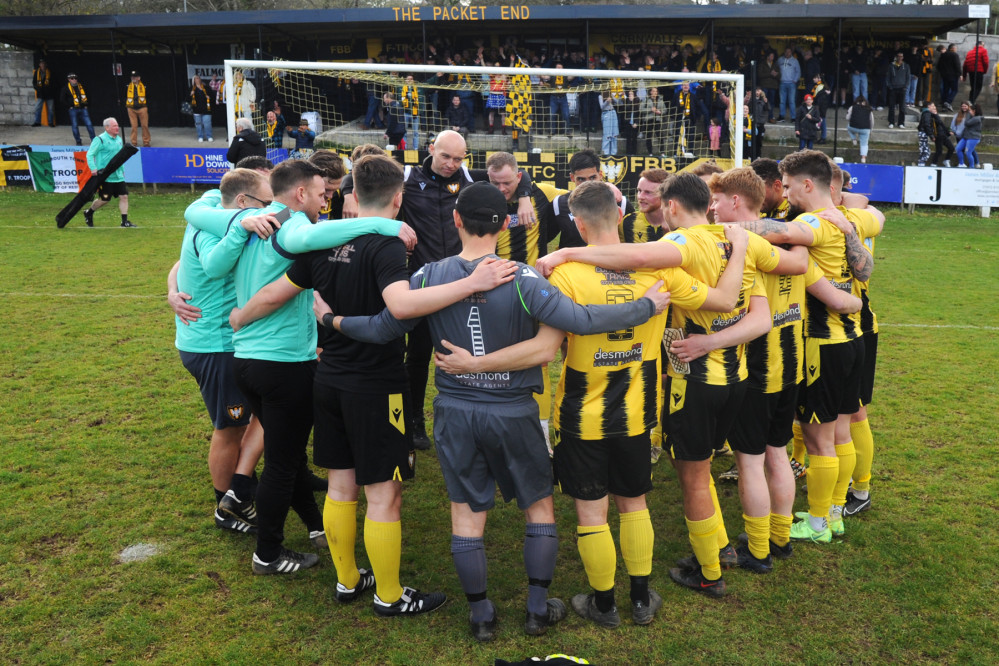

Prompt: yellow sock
xmin=743 ymin=514 xmax=770 ymax=560
xmin=619 ymin=510 xmax=654 ymax=577
xmin=833 ymin=441 xmax=857 ymax=508
xmin=686 ymin=513 xmax=721 ymax=581
xmin=576 ymin=523 xmax=616 ymax=592
xmin=806 ymin=455 xmax=839 ymax=520
xmin=791 ymin=420 xmax=806 ymax=465
xmin=323 ymin=497 xmax=359 ymax=589
xmin=364 ymin=517 xmax=403 ymax=603
xmin=708 ymin=475 xmax=730 ymax=549
xmin=770 ymin=512 xmax=792 ymax=547
xmin=850 ymin=419 xmax=874 ymax=492
xmin=534 ymin=367 xmax=552 ymax=420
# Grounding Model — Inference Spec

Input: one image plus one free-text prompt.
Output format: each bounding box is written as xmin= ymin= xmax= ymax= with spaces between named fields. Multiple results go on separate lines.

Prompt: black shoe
xmin=735 ymin=544 xmax=774 ymax=574
xmin=32 ymin=123 xmax=41 ymax=127
xmin=309 ymin=472 xmax=328 ymax=492
xmin=470 ymin=612 xmax=498 ymax=642
xmin=570 ymin=592 xmax=620 ymax=628
xmin=120 ymin=221 xmax=137 ymax=228
xmin=631 ymin=589 xmax=663 ymax=625
xmin=668 ymin=566 xmax=727 ymax=598
xmin=218 ymin=489 xmax=257 ymax=526
xmin=373 ymin=586 xmax=447 ymax=617
xmin=252 ymin=547 xmax=319 ymax=575
xmin=737 ymin=532 xmax=793 ymax=559
xmin=525 ymin=597 xmax=567 ymax=636
xmin=843 ymin=489 xmax=872 ymax=516
xmin=411 ymin=422 xmax=431 ymax=451
xmin=335 ymin=568 xmax=376 ymax=603
xmin=675 ymin=544 xmax=737 ymax=571
xmin=83 ymin=209 xmax=94 ymax=227
xmin=213 ymin=509 xmax=256 ymax=535
xmin=76 ymin=140 xmax=83 ymax=146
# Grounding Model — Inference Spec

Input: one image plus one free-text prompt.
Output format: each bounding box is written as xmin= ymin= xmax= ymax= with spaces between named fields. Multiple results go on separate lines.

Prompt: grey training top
xmin=339 ymin=254 xmax=655 ymax=403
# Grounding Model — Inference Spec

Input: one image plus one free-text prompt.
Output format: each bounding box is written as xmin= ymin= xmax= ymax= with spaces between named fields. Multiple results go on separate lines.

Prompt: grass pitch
xmin=0 ymin=188 xmax=996 ymax=665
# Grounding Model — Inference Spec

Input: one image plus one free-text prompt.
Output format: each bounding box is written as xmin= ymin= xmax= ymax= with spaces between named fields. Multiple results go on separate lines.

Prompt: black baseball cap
xmin=455 ymin=182 xmax=507 ymax=228
xmin=67 ymin=73 xmax=77 ymax=79
xmin=131 ymin=70 xmax=140 ymax=77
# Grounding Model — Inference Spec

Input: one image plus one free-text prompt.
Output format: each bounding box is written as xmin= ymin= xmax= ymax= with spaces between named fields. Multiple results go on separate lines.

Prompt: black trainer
xmin=525 ymin=597 xmax=567 ymax=636
xmin=631 ymin=589 xmax=663 ymax=626
xmin=735 ymin=544 xmax=774 ymax=574
xmin=218 ymin=489 xmax=257 ymax=526
xmin=668 ymin=566 xmax=727 ymax=598
xmin=843 ymin=489 xmax=872 ymax=516
xmin=252 ymin=548 xmax=319 ymax=575
xmin=373 ymin=586 xmax=446 ymax=617
xmin=84 ymin=209 xmax=94 ymax=227
xmin=470 ymin=612 xmax=498 ymax=642
xmin=411 ymin=422 xmax=431 ymax=451
xmin=335 ymin=568 xmax=376 ymax=603
xmin=570 ymin=592 xmax=620 ymax=628
xmin=737 ymin=532 xmax=794 ymax=560
xmin=675 ymin=544 xmax=737 ymax=571
xmin=121 ymin=220 xmax=137 ymax=228
xmin=213 ymin=509 xmax=256 ymax=535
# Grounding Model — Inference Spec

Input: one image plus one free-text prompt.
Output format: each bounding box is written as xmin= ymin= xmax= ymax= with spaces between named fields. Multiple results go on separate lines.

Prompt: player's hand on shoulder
xmin=342 ymin=194 xmax=359 ymax=218
xmin=397 ymin=222 xmax=417 ymax=250
xmin=240 ymin=213 xmax=280 ymax=238
xmin=641 ymin=279 xmax=670 ymax=314
xmin=815 ymin=207 xmax=854 ymax=235
xmin=168 ymin=290 xmax=201 ymax=325
xmin=469 ymin=257 xmax=518 ymax=291
xmin=722 ymin=223 xmax=748 ymax=253
xmin=434 ymin=339 xmax=478 ymax=374
xmin=516 ymin=198 xmax=536 ymax=228
xmin=534 ymin=249 xmax=567 ymax=278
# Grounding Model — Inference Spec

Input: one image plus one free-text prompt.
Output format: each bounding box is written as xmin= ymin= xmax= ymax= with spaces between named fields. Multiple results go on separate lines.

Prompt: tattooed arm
xmin=733 ymin=217 xmax=815 ymax=246
xmin=815 ymin=208 xmax=874 ymax=282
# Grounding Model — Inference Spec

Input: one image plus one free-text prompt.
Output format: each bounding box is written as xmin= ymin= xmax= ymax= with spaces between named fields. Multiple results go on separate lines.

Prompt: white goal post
xmin=224 ymin=58 xmax=744 ymax=165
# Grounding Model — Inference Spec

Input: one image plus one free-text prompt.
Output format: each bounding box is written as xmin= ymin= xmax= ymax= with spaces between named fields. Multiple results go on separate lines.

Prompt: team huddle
xmin=169 ymin=131 xmax=883 ymax=641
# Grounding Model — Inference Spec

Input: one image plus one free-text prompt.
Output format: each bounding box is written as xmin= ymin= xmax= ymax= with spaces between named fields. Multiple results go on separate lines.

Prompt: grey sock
xmin=451 ymin=534 xmax=492 ymax=623
xmin=524 ymin=522 xmax=557 ymax=617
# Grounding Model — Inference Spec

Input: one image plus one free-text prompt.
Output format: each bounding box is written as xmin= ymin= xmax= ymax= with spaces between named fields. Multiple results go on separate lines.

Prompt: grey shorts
xmin=433 ymin=393 xmax=553 ymax=512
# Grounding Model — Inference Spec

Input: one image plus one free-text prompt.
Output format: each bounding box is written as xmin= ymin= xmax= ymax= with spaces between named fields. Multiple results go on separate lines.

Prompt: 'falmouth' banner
xmin=27 ymin=150 xmax=91 ymax=193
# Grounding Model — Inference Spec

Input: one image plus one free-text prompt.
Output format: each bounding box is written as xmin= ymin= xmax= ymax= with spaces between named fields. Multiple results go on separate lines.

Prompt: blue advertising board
xmin=139 ymin=148 xmax=289 ymax=184
xmin=836 ymin=162 xmax=903 ymax=204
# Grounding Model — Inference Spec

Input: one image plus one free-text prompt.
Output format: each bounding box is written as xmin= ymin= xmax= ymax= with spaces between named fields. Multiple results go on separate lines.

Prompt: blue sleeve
xmin=185 ymin=192 xmax=244 ymax=238
xmin=281 ymin=216 xmax=403 ymax=254
xmin=200 ymin=220 xmax=251 ymax=278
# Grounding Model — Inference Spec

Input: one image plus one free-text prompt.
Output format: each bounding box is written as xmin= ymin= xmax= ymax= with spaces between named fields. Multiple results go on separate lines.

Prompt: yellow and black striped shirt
xmin=550 ymin=260 xmax=709 ymax=439
xmin=763 ymin=198 xmax=791 ymax=221
xmin=496 ymin=182 xmax=559 ymax=266
xmin=660 ymin=225 xmax=778 ymax=386
xmin=797 ymin=209 xmax=863 ymax=344
xmin=842 ymin=206 xmax=881 ymax=335
xmin=618 ymin=210 xmax=666 ymax=244
xmin=746 ymin=261 xmax=823 ymax=393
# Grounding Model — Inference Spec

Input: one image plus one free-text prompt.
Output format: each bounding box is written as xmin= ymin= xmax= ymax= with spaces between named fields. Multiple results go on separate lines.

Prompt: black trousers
xmin=886 ymin=89 xmax=907 ymax=126
xmin=234 ymin=357 xmax=322 ymax=561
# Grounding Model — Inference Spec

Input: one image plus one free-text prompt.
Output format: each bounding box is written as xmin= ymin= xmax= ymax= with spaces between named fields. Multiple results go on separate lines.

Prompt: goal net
xmin=224 ymin=58 xmax=743 ymax=170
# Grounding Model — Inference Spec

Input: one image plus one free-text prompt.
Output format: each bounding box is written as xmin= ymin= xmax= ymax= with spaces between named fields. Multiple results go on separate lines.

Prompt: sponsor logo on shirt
xmin=596 ymin=267 xmax=635 ymax=285
xmin=773 ymin=303 xmax=802 ymax=328
xmin=711 ymin=307 xmax=747 ymax=332
xmin=593 ymin=343 xmax=643 ymax=367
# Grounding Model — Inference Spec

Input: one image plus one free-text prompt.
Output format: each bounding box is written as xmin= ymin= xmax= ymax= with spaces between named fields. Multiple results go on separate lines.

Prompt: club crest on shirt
xmin=227 ymin=404 xmax=244 ymax=420
xmin=447 ymin=183 xmax=460 ymax=194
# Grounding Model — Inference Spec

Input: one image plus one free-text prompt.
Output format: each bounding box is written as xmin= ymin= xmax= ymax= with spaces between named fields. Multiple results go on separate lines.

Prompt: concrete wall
xmin=0 ymin=51 xmax=37 ymax=126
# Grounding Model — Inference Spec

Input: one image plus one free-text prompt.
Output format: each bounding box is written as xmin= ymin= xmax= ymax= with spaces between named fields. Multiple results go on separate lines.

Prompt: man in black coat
xmin=226 ymin=117 xmax=267 ymax=166
xmin=937 ymin=44 xmax=962 ymax=112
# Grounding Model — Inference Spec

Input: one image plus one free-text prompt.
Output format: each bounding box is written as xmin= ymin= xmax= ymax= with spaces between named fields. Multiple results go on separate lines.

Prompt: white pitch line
xmin=881 ymin=323 xmax=999 ymax=331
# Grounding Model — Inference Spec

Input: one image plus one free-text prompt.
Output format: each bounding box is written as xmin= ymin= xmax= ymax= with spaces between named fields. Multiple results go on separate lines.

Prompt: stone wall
xmin=0 ymin=51 xmax=37 ymax=126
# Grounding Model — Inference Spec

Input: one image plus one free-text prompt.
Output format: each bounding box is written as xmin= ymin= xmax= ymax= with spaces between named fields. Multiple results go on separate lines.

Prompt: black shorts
xmin=553 ymin=431 xmax=653 ymax=501
xmin=179 ymin=350 xmax=250 ymax=429
xmin=860 ymin=333 xmax=878 ymax=406
xmin=728 ymin=383 xmax=800 ymax=456
xmin=312 ymin=382 xmax=415 ymax=486
xmin=433 ymin=394 xmax=552 ymax=512
xmin=98 ymin=181 xmax=127 ymax=200
xmin=663 ymin=376 xmax=746 ymax=462
xmin=798 ymin=337 xmax=865 ymax=424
